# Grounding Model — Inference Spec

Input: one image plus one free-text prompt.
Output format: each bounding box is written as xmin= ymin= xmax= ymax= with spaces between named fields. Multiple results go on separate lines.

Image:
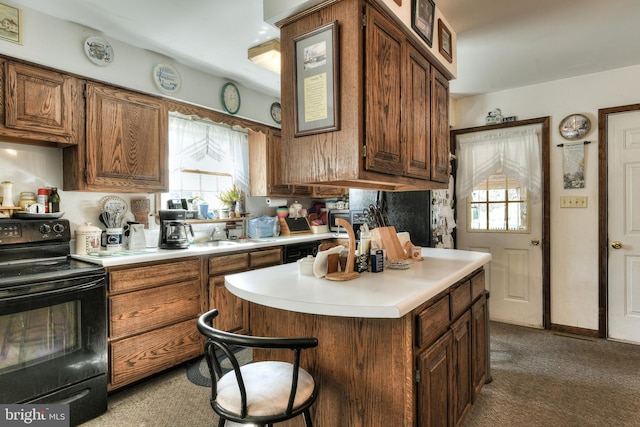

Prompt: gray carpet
xmin=81 ymin=322 xmax=640 ymax=426
xmin=464 ymin=322 xmax=640 ymax=427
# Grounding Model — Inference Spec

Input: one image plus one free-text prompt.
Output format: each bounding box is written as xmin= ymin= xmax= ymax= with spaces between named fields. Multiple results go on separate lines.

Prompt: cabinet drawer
xmin=451 ymin=280 xmax=471 ymax=319
xmin=471 ymin=270 xmax=485 ymax=301
xmin=109 ymin=318 xmax=202 ymax=389
xmin=110 ymin=279 xmax=201 ymax=339
xmin=415 ymin=295 xmax=450 ymax=349
xmin=250 ymin=248 xmax=282 ymax=268
xmin=209 ymin=252 xmax=250 ymax=275
xmin=109 ymin=258 xmax=200 ymax=293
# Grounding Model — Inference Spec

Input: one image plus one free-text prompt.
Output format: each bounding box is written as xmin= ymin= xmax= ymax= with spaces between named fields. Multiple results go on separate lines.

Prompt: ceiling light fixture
xmin=248 ymin=39 xmax=280 ymax=74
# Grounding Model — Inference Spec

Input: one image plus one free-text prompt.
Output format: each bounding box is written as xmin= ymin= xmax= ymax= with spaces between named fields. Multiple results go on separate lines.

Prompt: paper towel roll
xmin=266 ymin=198 xmax=287 ymax=207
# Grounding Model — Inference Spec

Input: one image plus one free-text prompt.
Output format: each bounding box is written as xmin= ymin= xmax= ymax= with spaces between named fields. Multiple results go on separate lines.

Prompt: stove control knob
xmin=52 ymin=222 xmax=65 ymax=234
xmin=39 ymin=224 xmax=51 ymax=234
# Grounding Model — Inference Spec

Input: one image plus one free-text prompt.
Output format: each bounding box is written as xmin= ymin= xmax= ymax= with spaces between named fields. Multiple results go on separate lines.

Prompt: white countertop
xmin=71 ymin=232 xmax=343 ymax=267
xmin=225 ymin=248 xmax=492 ymax=319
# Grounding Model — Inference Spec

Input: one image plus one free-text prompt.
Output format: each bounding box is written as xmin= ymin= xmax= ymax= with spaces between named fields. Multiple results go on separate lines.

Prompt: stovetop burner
xmin=0 ymin=218 xmax=104 ymax=288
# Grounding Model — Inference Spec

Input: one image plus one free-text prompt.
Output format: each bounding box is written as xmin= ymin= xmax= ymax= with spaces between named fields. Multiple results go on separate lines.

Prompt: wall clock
xmin=559 ymin=114 xmax=591 ymax=140
xmin=270 ymin=102 xmax=282 ymax=124
xmin=221 ymin=82 xmax=241 ymax=115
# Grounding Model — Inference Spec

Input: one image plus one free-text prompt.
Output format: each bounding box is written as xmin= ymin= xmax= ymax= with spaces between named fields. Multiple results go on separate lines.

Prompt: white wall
xmin=0 ymin=5 xmax=283 ymax=241
xmin=453 ymin=64 xmax=640 ymax=331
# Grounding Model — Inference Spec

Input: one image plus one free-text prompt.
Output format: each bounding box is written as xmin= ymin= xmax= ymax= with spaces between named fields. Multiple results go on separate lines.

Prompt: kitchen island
xmin=225 ymin=248 xmax=492 ymax=426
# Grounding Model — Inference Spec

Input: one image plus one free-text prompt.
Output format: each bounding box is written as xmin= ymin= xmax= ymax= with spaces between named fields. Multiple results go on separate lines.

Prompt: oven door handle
xmin=0 ymin=276 xmax=105 ymax=301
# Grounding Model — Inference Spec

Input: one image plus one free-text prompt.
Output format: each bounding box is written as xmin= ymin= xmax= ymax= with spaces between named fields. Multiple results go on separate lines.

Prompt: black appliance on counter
xmin=282 ymin=240 xmax=321 ymax=264
xmin=0 ymin=219 xmax=107 ymax=426
xmin=158 ymin=209 xmax=194 ymax=249
xmin=349 ymin=189 xmax=432 ymax=247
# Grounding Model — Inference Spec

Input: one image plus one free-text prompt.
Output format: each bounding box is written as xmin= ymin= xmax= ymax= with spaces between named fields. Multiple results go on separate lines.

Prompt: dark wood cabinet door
xmin=431 ymin=69 xmax=450 ymax=183
xmin=417 ymin=330 xmax=453 ymax=427
xmin=267 ymin=128 xmax=297 ymax=196
xmin=451 ymin=310 xmax=472 ymax=426
xmin=403 ymin=43 xmax=431 ymax=179
xmin=85 ymin=82 xmax=167 ymax=192
xmin=4 ymin=61 xmax=82 ymax=144
xmin=209 ymin=275 xmax=248 ymax=334
xmin=365 ymin=6 xmax=404 ymax=176
xmin=472 ymin=295 xmax=488 ymax=401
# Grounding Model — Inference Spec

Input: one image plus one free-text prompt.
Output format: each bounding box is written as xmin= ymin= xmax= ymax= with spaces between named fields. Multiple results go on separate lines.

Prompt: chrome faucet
xmin=211 ymin=226 xmax=226 ymax=241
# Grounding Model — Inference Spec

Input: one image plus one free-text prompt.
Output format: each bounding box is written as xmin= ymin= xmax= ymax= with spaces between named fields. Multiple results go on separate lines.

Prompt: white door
xmin=457 ymin=196 xmax=543 ymax=328
xmin=455 ymin=124 xmax=544 ymax=328
xmin=607 ymin=110 xmax=640 ymax=344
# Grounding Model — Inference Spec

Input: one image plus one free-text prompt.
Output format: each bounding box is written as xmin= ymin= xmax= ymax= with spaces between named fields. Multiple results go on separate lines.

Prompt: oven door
xmin=0 ymin=272 xmax=107 ymax=407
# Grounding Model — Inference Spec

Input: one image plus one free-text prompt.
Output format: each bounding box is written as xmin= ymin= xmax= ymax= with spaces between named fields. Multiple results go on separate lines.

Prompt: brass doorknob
xmin=611 ymin=241 xmax=623 ymax=250
xmin=531 ymin=238 xmax=540 ymax=246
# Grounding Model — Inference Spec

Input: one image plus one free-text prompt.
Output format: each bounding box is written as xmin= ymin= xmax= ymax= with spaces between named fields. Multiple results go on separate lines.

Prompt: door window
xmin=468 ymin=174 xmax=529 ymax=232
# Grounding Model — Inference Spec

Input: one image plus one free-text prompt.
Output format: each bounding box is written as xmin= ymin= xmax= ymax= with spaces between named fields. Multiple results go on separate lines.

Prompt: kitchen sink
xmin=192 ymin=240 xmax=242 ymax=247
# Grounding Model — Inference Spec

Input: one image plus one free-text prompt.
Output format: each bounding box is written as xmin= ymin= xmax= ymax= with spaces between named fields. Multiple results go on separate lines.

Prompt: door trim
xmin=598 ymin=103 xmax=640 ymax=338
xmin=450 ymin=117 xmax=551 ymax=328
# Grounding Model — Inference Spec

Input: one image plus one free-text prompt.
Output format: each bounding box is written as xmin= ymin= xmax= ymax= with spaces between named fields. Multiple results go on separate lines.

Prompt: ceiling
xmin=19 ymin=0 xmax=640 ymax=99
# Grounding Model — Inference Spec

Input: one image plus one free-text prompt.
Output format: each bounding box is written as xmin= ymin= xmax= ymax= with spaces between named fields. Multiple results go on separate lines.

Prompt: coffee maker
xmin=158 ymin=209 xmax=194 ymax=249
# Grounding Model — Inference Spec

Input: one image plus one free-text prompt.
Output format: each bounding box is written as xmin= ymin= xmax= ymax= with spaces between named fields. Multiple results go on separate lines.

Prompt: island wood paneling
xmin=250 ymin=304 xmax=414 ymax=427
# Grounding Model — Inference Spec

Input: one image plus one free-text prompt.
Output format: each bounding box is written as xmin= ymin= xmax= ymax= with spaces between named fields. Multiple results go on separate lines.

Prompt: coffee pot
xmin=158 ymin=209 xmax=194 ymax=249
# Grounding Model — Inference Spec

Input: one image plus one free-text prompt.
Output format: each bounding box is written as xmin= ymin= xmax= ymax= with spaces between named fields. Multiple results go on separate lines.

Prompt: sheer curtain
xmin=168 ymin=113 xmax=249 ymax=198
xmin=456 ymin=125 xmax=542 ymax=203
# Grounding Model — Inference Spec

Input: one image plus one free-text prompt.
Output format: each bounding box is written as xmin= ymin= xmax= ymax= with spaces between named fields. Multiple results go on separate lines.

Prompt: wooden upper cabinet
xmin=365 ymin=8 xmax=404 ymax=176
xmin=278 ymin=0 xmax=452 ymax=191
xmin=1 ymin=60 xmax=82 ymax=145
xmin=82 ymin=82 xmax=168 ymax=192
xmin=403 ymin=43 xmax=432 ymax=179
xmin=431 ymin=69 xmax=451 ymax=183
xmin=249 ymin=127 xmax=343 ymax=198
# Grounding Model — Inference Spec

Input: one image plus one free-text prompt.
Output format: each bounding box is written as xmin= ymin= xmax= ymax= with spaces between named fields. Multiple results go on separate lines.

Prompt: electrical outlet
xmin=560 ymin=196 xmax=588 ymax=208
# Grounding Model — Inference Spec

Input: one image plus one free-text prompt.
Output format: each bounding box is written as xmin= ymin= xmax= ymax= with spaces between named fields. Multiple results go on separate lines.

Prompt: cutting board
xmin=371 ymin=226 xmax=408 ymax=260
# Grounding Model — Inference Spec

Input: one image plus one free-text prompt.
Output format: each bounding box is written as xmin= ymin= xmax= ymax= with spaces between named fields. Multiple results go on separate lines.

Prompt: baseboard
xmin=550 ymin=323 xmax=600 ymax=338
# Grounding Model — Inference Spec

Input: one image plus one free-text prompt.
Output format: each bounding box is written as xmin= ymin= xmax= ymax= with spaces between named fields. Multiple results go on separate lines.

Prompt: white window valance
xmin=169 ymin=113 xmax=249 ymax=196
xmin=455 ymin=125 xmax=542 ymax=203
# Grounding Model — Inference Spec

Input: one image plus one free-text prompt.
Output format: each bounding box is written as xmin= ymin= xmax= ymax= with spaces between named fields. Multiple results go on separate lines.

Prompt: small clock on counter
xmin=221 ymin=82 xmax=241 ymax=115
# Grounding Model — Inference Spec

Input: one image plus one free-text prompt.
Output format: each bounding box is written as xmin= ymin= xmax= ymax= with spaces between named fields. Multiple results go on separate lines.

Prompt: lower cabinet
xmin=107 ymin=257 xmax=204 ymax=390
xmin=415 ymin=269 xmax=487 ymax=426
xmin=207 ymin=247 xmax=282 ymax=334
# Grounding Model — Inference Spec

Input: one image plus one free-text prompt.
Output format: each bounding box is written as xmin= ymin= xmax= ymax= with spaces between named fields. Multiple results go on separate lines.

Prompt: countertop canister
xmin=75 ymin=223 xmax=102 ymax=255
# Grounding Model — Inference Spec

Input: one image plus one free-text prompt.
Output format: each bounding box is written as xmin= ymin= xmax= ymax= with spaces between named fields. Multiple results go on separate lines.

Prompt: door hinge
xmin=415 ymin=368 xmax=421 ymax=383
xmin=362 ymin=12 xmax=367 ymax=28
xmin=362 ymin=144 xmax=367 ymax=158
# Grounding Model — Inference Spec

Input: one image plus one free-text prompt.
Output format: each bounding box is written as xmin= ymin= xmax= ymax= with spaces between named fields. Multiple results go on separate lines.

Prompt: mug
xmin=106 ymin=227 xmax=123 ymax=251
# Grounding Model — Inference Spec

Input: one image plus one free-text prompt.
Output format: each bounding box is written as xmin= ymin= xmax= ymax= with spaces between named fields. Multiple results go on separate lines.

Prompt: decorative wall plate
xmin=559 ymin=114 xmax=591 ymax=140
xmin=270 ymin=102 xmax=282 ymax=124
xmin=153 ymin=63 xmax=182 ymax=94
xmin=84 ymin=36 xmax=114 ymax=66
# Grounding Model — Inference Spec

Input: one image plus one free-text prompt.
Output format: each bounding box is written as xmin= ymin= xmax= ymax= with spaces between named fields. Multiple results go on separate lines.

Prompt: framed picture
xmin=438 ymin=19 xmax=452 ymax=63
xmin=411 ymin=0 xmax=435 ymax=47
xmin=0 ymin=2 xmax=22 ymax=45
xmin=293 ymin=21 xmax=339 ymax=137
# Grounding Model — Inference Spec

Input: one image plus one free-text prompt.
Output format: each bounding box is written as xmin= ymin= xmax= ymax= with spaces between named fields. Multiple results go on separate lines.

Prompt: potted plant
xmin=218 ymin=185 xmax=243 ymax=217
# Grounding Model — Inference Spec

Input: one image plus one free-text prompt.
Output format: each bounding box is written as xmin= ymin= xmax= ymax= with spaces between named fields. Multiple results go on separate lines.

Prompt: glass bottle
xmin=49 ymin=187 xmax=61 ymax=213
xmin=18 ymin=192 xmax=37 ymax=210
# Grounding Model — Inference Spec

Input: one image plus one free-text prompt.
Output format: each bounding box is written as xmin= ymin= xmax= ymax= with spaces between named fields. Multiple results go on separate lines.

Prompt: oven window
xmin=0 ymin=301 xmax=81 ymax=373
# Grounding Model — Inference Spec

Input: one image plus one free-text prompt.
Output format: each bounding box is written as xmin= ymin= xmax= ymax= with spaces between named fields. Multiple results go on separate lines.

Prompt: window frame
xmin=466 ymin=174 xmax=531 ymax=233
